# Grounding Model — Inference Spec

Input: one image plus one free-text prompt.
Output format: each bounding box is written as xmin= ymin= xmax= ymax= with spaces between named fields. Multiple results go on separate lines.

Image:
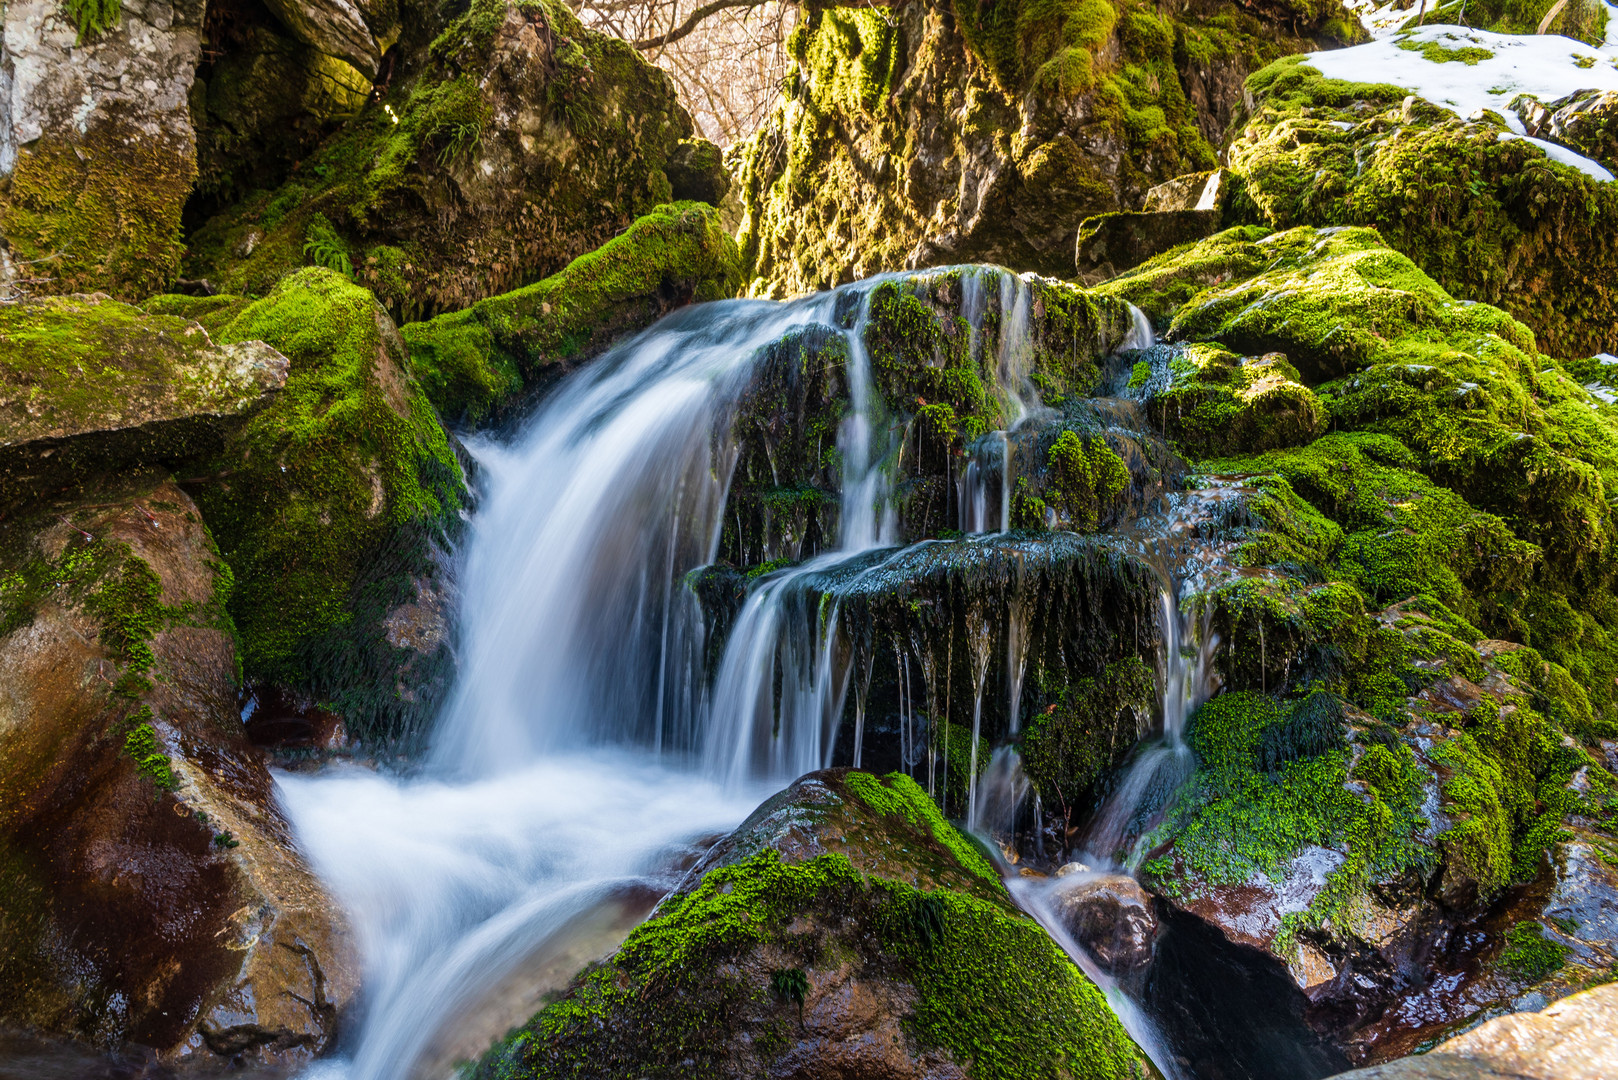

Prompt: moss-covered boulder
xmin=0 ymin=293 xmax=289 ymax=507
xmin=184 ymin=0 xmax=719 ymax=320
xmin=728 ymin=0 xmax=1360 ymax=295
xmin=1074 ymin=210 xmax=1223 ymax=285
xmin=0 ymin=476 xmax=357 ymax=1064
xmin=474 ymin=769 xmax=1151 ymax=1080
xmin=401 ymin=202 xmax=741 ymax=424
xmin=1124 ymin=343 xmax=1325 ymax=456
xmin=1221 ymin=28 xmax=1618 ymax=358
xmin=0 ymin=0 xmax=204 ymax=299
xmin=144 ymin=269 xmax=465 ymax=747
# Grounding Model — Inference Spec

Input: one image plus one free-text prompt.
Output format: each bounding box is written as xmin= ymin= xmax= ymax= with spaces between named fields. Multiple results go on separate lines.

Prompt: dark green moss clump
xmin=401 ymin=202 xmax=741 ymax=425
xmin=474 ymin=771 xmax=1147 ymax=1080
xmin=172 ymin=268 xmax=464 ymax=745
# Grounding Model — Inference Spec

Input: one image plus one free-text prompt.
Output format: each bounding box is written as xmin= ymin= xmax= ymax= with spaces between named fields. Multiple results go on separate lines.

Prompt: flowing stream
xmin=273 ymin=272 xmax=1194 ymax=1079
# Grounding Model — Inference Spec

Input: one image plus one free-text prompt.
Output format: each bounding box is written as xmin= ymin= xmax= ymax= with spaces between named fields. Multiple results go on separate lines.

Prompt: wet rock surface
xmin=1327 ymin=983 xmax=1618 ymax=1080
xmin=0 ymin=477 xmax=357 ymax=1065
xmin=1049 ymin=872 xmax=1160 ymax=976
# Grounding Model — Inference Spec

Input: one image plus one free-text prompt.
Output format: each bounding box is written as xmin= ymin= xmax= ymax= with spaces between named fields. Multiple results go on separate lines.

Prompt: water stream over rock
xmin=270 ymin=268 xmax=1246 ymax=1079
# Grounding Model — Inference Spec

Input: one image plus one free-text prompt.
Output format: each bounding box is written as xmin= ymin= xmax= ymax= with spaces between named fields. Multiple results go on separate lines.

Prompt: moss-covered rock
xmin=1074 ymin=209 xmax=1223 ymax=285
xmin=1128 ymin=343 xmax=1325 ymax=456
xmin=728 ymin=0 xmax=1359 ymax=296
xmin=1221 ymin=31 xmax=1618 ymax=358
xmin=145 ymin=269 xmax=465 ymax=747
xmin=473 ymin=769 xmax=1150 ymax=1080
xmin=184 ymin=0 xmax=712 ymax=320
xmin=0 ymin=476 xmax=357 ymax=1064
xmin=400 ymin=202 xmax=741 ymax=424
xmin=0 ymin=293 xmax=289 ymax=507
xmin=0 ymin=0 xmax=204 ymax=299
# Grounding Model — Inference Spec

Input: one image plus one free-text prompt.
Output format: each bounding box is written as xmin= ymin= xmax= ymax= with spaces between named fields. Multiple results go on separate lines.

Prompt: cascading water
xmin=267 ymin=264 xmax=1192 ymax=1080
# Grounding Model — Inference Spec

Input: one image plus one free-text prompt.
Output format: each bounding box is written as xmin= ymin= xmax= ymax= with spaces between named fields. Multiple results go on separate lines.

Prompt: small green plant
xmin=770 ymin=967 xmax=809 ymax=1021
xmin=213 ymin=830 xmax=240 ymax=849
xmin=435 ymin=117 xmax=485 ymax=166
xmin=123 ymin=722 xmax=177 ymax=791
xmin=1128 ymin=360 xmax=1151 ymax=389
xmin=906 ymin=892 xmax=947 ymax=951
xmin=303 ymin=214 xmax=353 ymax=278
xmin=1498 ymin=921 xmax=1570 ymax=982
xmin=63 ymin=0 xmax=120 ymax=43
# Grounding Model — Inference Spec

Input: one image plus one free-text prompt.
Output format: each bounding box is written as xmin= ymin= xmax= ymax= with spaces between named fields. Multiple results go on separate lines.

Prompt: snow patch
xmin=1499 ymin=131 xmax=1617 ymax=180
xmin=1306 ymin=27 xmax=1618 ymax=180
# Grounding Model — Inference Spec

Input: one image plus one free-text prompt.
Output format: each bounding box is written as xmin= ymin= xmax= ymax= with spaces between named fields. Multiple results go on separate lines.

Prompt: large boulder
xmin=1222 ymin=27 xmax=1618 ymax=358
xmin=728 ymin=0 xmax=1361 ymax=295
xmin=0 ymin=0 xmax=203 ymax=299
xmin=0 ymin=476 xmax=357 ymax=1064
xmin=185 ymin=0 xmax=723 ymax=320
xmin=0 ymin=292 xmax=288 ymax=507
xmin=144 ymin=269 xmax=466 ymax=749
xmin=472 ymin=769 xmax=1152 ymax=1080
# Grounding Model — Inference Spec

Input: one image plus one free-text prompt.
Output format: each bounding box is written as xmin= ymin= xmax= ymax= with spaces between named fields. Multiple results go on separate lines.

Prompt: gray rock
xmin=1050 ymin=873 xmax=1159 ymax=976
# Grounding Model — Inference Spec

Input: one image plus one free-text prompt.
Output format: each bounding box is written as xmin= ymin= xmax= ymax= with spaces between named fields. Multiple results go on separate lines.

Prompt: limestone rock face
xmin=472 ymin=770 xmax=1151 ymax=1080
xmin=729 ymin=0 xmax=1358 ymax=295
xmin=0 ymin=478 xmax=357 ymax=1065
xmin=0 ymin=293 xmax=289 ymax=506
xmin=1514 ymin=88 xmax=1618 ymax=176
xmin=187 ymin=0 xmax=709 ymax=321
xmin=0 ymin=0 xmax=203 ymax=298
xmin=1326 ymin=983 xmax=1618 ymax=1080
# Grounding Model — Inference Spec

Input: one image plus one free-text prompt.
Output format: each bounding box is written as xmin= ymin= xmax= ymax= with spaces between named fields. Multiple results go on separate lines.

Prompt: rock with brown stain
xmin=0 ymin=476 xmax=357 ymax=1066
xmin=1327 ymin=982 xmax=1618 ymax=1080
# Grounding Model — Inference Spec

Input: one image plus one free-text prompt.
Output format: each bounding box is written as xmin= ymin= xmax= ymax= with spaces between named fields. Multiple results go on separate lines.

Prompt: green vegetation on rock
xmin=401 ymin=203 xmax=741 ymax=424
xmin=158 ymin=269 xmax=464 ymax=745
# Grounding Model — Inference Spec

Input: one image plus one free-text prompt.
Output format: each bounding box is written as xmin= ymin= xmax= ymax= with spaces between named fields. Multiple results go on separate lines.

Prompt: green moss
xmin=1145 ymin=344 xmax=1324 ymax=456
xmin=479 ymin=848 xmax=1144 ymax=1080
xmin=121 ymin=722 xmax=177 ymax=791
xmin=0 ymin=111 xmax=194 ymax=300
xmin=192 ymin=269 xmax=463 ymax=745
xmin=1498 ymin=920 xmax=1571 ymax=981
xmin=1395 ymin=36 xmax=1493 ymax=65
xmin=1022 ymin=656 xmax=1155 ymax=821
xmin=186 ymin=0 xmax=697 ymax=317
xmin=844 ymin=772 xmax=1003 ymax=886
xmin=63 ymin=0 xmax=120 ymax=43
xmin=1228 ymin=57 xmax=1618 ymax=359
xmin=400 ymin=202 xmax=740 ymax=424
xmin=1045 ymin=430 xmax=1128 ymax=531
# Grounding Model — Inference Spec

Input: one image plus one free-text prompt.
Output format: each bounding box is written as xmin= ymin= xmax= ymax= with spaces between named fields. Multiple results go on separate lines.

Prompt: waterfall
xmin=266 ymin=264 xmax=1183 ymax=1080
xmin=1122 ymin=304 xmax=1156 ymax=352
xmin=1082 ymin=580 xmax=1216 ymax=869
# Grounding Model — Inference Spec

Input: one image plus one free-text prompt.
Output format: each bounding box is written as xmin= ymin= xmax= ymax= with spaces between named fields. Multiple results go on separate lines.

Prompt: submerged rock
xmin=0 ymin=477 xmax=357 ymax=1064
xmin=472 ymin=769 xmax=1151 ymax=1080
xmin=0 ymin=293 xmax=289 ymax=507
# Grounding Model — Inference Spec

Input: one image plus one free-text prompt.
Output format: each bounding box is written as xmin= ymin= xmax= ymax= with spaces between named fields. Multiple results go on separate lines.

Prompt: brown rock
xmin=1075 ymin=210 xmax=1223 ymax=286
xmin=0 ymin=477 xmax=356 ymax=1065
xmin=1049 ymin=873 xmax=1160 ymax=976
xmin=1327 ymin=983 xmax=1618 ymax=1080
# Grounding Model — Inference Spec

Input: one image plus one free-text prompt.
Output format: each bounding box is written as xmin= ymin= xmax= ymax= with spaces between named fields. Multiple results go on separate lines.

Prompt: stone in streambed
xmin=1050 ymin=873 xmax=1161 ymax=977
xmin=472 ymin=769 xmax=1152 ymax=1080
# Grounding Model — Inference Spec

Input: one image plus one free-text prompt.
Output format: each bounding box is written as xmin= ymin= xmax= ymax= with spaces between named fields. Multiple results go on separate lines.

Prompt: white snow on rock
xmin=1305 ymin=27 xmax=1618 ymax=180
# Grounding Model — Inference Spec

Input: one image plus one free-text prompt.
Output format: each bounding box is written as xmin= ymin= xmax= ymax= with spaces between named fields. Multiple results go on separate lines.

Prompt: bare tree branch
xmin=631 ymin=0 xmax=773 ymax=49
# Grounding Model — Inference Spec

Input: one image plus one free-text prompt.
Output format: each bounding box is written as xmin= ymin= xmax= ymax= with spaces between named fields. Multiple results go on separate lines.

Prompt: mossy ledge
xmin=401 ymin=202 xmax=742 ymax=425
xmin=474 ymin=770 xmax=1149 ymax=1080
